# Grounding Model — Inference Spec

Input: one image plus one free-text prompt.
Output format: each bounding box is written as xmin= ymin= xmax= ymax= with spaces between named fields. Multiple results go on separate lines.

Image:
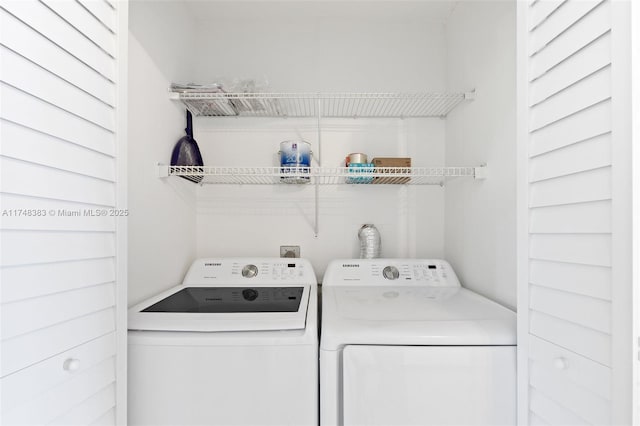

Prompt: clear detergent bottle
xmin=358 ymin=224 xmax=381 ymax=259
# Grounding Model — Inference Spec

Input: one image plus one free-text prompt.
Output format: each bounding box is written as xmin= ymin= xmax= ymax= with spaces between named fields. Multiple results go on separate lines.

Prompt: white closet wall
xmin=127 ymin=0 xmax=198 ymax=305
xmin=517 ymin=0 xmax=634 ymax=424
xmin=188 ymin=2 xmax=452 ymax=279
xmin=444 ymin=0 xmax=517 ymax=310
xmin=634 ymin=1 xmax=640 ymax=421
xmin=0 ymin=0 xmax=127 ymax=424
xmin=191 ymin=2 xmax=452 ymax=92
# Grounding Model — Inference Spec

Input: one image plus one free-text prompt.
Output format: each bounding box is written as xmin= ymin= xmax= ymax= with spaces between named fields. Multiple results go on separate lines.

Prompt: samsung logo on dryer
xmin=342 ymin=264 xmax=360 ymax=268
xmin=205 ymin=263 xmax=222 ymax=266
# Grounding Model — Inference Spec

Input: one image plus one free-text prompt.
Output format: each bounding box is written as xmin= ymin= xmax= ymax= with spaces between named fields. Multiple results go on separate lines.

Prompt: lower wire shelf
xmin=158 ymin=165 xmax=486 ymax=185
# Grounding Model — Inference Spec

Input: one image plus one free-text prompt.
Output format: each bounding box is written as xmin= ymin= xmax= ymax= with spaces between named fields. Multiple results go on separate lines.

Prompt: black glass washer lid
xmin=142 ymin=287 xmax=304 ymax=313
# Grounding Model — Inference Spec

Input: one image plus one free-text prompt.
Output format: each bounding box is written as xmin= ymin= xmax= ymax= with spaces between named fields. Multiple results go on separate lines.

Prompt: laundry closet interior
xmin=2 ymin=0 xmax=636 ymax=425
xmin=127 ymin=0 xmax=634 ymax=424
xmin=128 ymin=0 xmax=516 ymax=310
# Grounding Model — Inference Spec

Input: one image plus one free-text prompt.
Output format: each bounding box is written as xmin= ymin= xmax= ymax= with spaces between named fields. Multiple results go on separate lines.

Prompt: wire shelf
xmin=158 ymin=165 xmax=484 ymax=185
xmin=168 ymin=92 xmax=475 ymax=118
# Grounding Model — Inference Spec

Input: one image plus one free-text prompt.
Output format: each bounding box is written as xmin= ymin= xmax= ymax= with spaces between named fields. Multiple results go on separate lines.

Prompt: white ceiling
xmin=181 ymin=0 xmax=459 ymax=24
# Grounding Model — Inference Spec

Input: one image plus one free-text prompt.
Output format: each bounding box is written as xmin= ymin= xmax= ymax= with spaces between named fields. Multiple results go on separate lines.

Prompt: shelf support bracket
xmin=474 ymin=164 xmax=487 ymax=180
xmin=158 ymin=163 xmax=170 ymax=178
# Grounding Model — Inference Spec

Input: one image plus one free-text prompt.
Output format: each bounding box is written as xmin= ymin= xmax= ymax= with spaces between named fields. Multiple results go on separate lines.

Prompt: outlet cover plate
xmin=280 ymin=246 xmax=300 ymax=258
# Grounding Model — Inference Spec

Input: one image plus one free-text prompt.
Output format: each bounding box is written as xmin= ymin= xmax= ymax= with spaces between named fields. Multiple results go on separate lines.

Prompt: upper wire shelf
xmin=158 ymin=165 xmax=486 ymax=186
xmin=168 ymin=91 xmax=475 ymax=118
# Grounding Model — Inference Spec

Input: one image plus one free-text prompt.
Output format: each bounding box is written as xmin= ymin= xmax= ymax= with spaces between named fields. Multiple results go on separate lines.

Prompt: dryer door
xmin=342 ymin=345 xmax=516 ymax=426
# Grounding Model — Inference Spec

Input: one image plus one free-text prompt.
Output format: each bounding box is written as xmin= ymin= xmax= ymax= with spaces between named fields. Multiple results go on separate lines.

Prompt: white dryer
xmin=128 ymin=258 xmax=318 ymax=426
xmin=320 ymin=259 xmax=516 ymax=426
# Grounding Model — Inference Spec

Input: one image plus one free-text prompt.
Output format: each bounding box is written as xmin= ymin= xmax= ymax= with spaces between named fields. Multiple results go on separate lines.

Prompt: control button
xmin=242 ymin=289 xmax=259 ymax=301
xmin=241 ymin=264 xmax=258 ymax=278
xmin=383 ymin=266 xmax=400 ymax=280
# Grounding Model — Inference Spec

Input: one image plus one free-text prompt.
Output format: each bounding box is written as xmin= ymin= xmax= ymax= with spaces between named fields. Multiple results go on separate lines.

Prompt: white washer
xmin=128 ymin=258 xmax=318 ymax=426
xmin=320 ymin=259 xmax=516 ymax=426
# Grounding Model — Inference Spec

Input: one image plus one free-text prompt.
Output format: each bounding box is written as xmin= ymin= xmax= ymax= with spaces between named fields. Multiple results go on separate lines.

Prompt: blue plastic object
xmin=346 ymin=162 xmax=374 ymax=184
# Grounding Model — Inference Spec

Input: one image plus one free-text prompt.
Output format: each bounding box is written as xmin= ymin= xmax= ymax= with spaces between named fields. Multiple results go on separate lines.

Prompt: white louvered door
xmin=517 ymin=0 xmax=634 ymax=425
xmin=0 ymin=0 xmax=127 ymax=425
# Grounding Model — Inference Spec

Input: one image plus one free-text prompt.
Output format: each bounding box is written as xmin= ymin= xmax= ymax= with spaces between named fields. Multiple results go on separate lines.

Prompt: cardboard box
xmin=372 ymin=157 xmax=411 ymax=184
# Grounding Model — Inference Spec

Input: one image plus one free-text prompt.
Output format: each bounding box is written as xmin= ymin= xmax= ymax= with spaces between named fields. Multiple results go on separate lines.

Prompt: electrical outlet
xmin=280 ymin=246 xmax=300 ymax=258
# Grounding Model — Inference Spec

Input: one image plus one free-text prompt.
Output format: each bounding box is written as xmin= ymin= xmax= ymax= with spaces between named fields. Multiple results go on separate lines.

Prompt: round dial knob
xmin=241 ymin=264 xmax=258 ymax=278
xmin=242 ymin=288 xmax=259 ymax=301
xmin=383 ymin=266 xmax=400 ymax=280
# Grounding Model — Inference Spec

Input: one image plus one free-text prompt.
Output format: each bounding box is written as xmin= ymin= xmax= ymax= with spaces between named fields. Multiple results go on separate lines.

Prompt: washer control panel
xmin=325 ymin=259 xmax=461 ymax=287
xmin=237 ymin=262 xmax=307 ymax=281
xmin=232 ymin=261 xmax=307 ymax=281
xmin=183 ymin=258 xmax=316 ymax=286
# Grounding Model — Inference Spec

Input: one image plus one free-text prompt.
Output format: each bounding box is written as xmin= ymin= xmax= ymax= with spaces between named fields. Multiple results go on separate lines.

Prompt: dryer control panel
xmin=323 ymin=259 xmax=461 ymax=287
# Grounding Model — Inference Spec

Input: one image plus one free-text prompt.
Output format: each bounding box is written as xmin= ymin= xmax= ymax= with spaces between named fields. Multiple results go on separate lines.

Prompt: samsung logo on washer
xmin=342 ymin=264 xmax=360 ymax=268
xmin=205 ymin=263 xmax=222 ymax=266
